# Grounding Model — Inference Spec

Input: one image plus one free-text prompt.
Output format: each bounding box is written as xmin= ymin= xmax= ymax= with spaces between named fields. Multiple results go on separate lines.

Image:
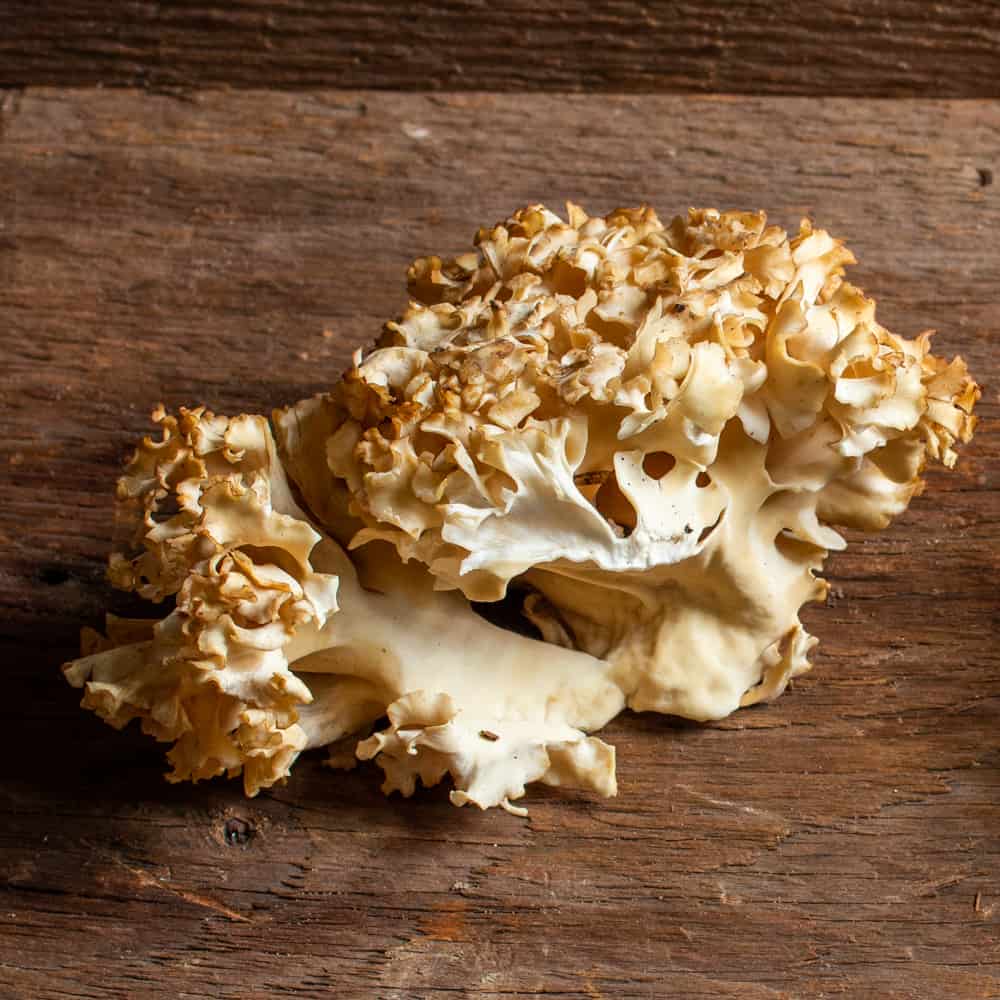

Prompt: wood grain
xmin=1 ymin=90 xmax=998 ymax=998
xmin=3 ymin=1 xmax=1000 ymax=97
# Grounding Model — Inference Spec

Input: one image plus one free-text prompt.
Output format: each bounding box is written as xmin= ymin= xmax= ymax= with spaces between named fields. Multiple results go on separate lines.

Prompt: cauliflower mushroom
xmin=65 ymin=204 xmax=979 ymax=812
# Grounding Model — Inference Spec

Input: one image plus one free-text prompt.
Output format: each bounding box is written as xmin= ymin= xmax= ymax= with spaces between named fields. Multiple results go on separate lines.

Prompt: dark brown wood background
xmin=3 ymin=0 xmax=1000 ymax=96
xmin=1 ymin=6 xmax=998 ymax=999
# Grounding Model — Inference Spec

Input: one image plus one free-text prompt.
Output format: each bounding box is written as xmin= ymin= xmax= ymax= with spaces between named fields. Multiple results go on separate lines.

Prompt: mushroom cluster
xmin=65 ymin=205 xmax=979 ymax=812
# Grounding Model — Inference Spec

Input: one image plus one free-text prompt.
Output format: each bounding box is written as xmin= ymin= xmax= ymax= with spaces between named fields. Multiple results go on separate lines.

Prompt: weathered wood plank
xmin=0 ymin=91 xmax=998 ymax=997
xmin=2 ymin=1 xmax=1000 ymax=97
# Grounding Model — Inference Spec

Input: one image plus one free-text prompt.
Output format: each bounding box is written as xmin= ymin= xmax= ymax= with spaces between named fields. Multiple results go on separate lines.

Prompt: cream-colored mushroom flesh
xmin=64 ymin=205 xmax=979 ymax=813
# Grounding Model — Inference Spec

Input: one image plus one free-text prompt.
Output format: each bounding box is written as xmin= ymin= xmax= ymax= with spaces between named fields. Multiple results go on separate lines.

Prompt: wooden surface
xmin=1 ymin=90 xmax=998 ymax=998
xmin=3 ymin=1 xmax=1000 ymax=97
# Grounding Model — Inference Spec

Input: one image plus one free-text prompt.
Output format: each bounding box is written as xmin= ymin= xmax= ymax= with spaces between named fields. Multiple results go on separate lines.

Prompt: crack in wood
xmin=97 ymin=852 xmax=252 ymax=924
